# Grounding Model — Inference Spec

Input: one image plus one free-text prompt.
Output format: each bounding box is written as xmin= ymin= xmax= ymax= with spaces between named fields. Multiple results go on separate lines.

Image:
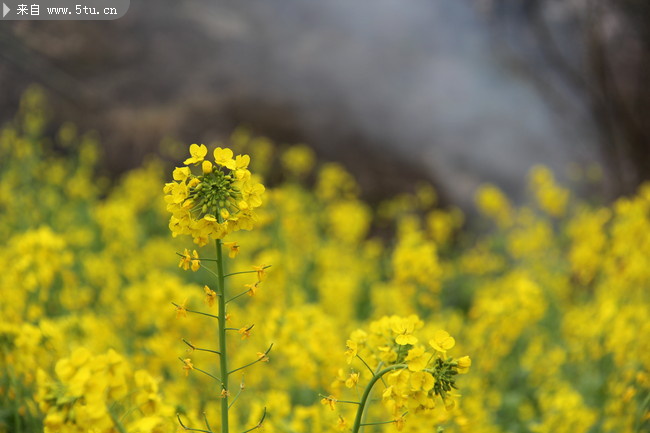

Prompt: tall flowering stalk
xmin=165 ymin=144 xmax=270 ymax=433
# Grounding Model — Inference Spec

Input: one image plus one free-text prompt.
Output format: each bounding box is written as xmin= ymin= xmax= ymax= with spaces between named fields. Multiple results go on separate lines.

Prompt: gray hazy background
xmin=1 ymin=0 xmax=648 ymax=208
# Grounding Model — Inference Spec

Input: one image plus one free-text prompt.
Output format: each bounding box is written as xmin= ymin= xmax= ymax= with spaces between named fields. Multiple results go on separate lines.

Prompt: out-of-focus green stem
xmin=351 ymin=364 xmax=407 ymax=433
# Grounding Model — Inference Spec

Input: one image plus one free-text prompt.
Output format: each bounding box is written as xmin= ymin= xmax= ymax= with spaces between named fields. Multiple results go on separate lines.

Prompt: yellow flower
xmin=175 ymin=299 xmax=188 ymax=319
xmin=394 ymin=416 xmax=405 ymax=431
xmin=245 ymin=283 xmax=258 ymax=297
xmin=184 ymin=144 xmax=207 ymax=165
xmin=166 ymin=144 xmax=265 ymax=243
xmin=320 ymin=395 xmax=337 ymax=411
xmin=337 ymin=416 xmax=348 ymax=431
xmin=392 ymin=317 xmax=419 ymax=345
xmin=204 ymin=286 xmax=217 ymax=307
xmin=405 ymin=346 xmax=429 ymax=372
xmin=345 ymin=372 xmax=360 ymax=388
xmin=456 ymin=355 xmax=471 ymax=374
xmin=395 ymin=333 xmax=418 ymax=346
xmin=202 ymin=160 xmax=213 ymax=174
xmin=182 ymin=358 xmax=194 ymax=376
xmin=213 ymin=147 xmax=234 ymax=166
xmin=238 ymin=325 xmax=253 ymax=340
xmin=253 ymin=265 xmax=266 ymax=282
xmin=429 ymin=330 xmax=455 ymax=353
xmin=220 ymin=388 xmax=230 ymax=398
xmin=345 ymin=340 xmax=358 ymax=364
xmin=223 ymin=241 xmax=239 ymax=258
xmin=173 ymin=167 xmax=191 ymax=181
xmin=178 ymin=249 xmax=200 ymax=271
xmin=228 ymin=154 xmax=251 ymax=170
xmin=410 ymin=371 xmax=435 ymax=391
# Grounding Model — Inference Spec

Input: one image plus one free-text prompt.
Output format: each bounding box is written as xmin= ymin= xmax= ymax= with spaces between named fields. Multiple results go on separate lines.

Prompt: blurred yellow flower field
xmin=1 ymin=88 xmax=649 ymax=433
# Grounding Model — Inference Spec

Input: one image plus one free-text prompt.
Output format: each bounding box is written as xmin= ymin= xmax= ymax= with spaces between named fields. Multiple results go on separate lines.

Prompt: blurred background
xmin=1 ymin=0 xmax=649 ymax=209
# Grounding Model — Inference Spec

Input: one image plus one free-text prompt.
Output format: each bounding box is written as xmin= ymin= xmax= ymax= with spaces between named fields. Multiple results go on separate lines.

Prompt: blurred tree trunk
xmin=481 ymin=0 xmax=650 ymax=196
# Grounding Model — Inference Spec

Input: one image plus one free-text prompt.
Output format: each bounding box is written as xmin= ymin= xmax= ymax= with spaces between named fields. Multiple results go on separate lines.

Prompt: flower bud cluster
xmin=164 ymin=144 xmax=265 ymax=245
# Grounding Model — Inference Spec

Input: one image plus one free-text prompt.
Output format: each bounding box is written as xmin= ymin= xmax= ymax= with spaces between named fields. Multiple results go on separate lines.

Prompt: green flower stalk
xmin=167 ymin=144 xmax=270 ymax=433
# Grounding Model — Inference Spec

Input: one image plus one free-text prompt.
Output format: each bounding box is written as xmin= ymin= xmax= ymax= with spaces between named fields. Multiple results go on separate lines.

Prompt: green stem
xmin=172 ymin=302 xmax=220 ymax=320
xmin=351 ymin=364 xmax=407 ymax=433
xmin=229 ymin=344 xmax=273 ymax=375
xmin=226 ymin=289 xmax=251 ymax=304
xmin=216 ymin=239 xmax=229 ymax=433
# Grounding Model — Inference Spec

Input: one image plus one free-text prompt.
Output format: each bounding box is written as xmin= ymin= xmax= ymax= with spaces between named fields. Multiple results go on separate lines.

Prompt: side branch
xmin=178 ymin=357 xmax=222 ymax=383
xmin=183 ymin=338 xmax=221 ymax=356
xmin=177 ymin=414 xmax=213 ymax=433
xmin=224 ymin=265 xmax=272 ymax=278
xmin=240 ymin=407 xmax=266 ymax=433
xmin=229 ymin=344 xmax=273 ymax=375
xmin=172 ymin=302 xmax=220 ymax=320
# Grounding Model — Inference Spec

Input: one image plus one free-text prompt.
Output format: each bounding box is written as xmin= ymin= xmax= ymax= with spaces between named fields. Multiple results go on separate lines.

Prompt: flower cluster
xmin=36 ymin=348 xmax=172 ymax=433
xmin=329 ymin=315 xmax=471 ymax=430
xmin=3 ymin=91 xmax=650 ymax=433
xmin=164 ymin=144 xmax=265 ymax=245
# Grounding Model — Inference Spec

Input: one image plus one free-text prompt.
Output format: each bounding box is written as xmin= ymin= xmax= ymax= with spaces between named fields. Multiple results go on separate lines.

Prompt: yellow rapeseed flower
xmin=405 ymin=346 xmax=429 ymax=372
xmin=345 ymin=372 xmax=360 ymax=388
xmin=165 ymin=144 xmax=265 ymax=245
xmin=253 ymin=265 xmax=266 ymax=282
xmin=202 ymin=160 xmax=213 ymax=174
xmin=223 ymin=241 xmax=239 ymax=258
xmin=456 ymin=355 xmax=471 ymax=374
xmin=182 ymin=358 xmax=194 ymax=376
xmin=345 ymin=340 xmax=358 ymax=364
xmin=204 ymin=286 xmax=217 ymax=307
xmin=184 ymin=144 xmax=208 ymax=165
xmin=238 ymin=325 xmax=253 ymax=340
xmin=337 ymin=416 xmax=348 ymax=431
xmin=213 ymin=147 xmax=234 ymax=166
xmin=175 ymin=300 xmax=188 ymax=319
xmin=245 ymin=283 xmax=257 ymax=297
xmin=320 ymin=395 xmax=337 ymax=411
xmin=429 ymin=330 xmax=455 ymax=353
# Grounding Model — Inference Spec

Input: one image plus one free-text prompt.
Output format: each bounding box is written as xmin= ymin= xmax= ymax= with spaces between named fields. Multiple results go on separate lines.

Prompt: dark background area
xmin=1 ymin=0 xmax=648 ymax=208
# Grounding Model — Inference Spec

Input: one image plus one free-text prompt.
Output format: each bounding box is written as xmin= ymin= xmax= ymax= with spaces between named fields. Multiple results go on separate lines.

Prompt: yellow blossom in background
xmin=2 ymin=91 xmax=649 ymax=433
xmin=476 ymin=183 xmax=513 ymax=227
xmin=430 ymin=330 xmax=456 ymax=353
xmin=345 ymin=340 xmax=358 ymax=364
xmin=281 ymin=145 xmax=316 ymax=178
